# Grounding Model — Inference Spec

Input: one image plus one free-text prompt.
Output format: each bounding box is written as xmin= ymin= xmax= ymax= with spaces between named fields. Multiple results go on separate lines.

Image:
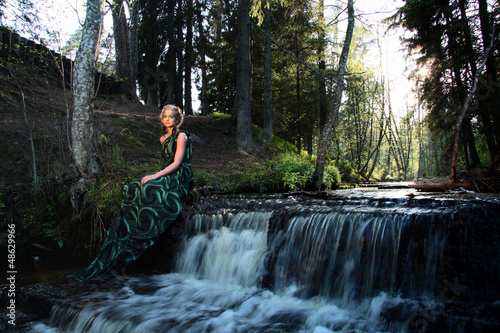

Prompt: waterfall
xmin=33 ymin=190 xmax=500 ymax=333
xmin=176 ymin=211 xmax=270 ymax=287
xmin=271 ymin=207 xmax=446 ymax=303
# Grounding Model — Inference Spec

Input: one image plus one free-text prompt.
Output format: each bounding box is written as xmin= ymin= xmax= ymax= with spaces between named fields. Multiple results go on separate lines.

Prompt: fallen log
xmin=409 ymin=170 xmax=500 ymax=193
xmin=409 ymin=176 xmax=476 ymax=192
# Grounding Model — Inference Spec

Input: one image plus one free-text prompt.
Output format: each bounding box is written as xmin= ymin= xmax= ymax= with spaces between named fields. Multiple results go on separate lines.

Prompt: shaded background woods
xmin=3 ymin=0 xmax=499 ymax=183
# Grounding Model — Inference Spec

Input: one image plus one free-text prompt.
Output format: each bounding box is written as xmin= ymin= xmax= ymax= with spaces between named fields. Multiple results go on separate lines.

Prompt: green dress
xmin=68 ymin=130 xmax=194 ymax=282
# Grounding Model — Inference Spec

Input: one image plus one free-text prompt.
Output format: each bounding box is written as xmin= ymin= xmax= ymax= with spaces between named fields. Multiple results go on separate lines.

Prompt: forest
xmin=0 ymin=0 xmax=499 ymax=252
xmin=3 ymin=0 xmax=498 ymax=182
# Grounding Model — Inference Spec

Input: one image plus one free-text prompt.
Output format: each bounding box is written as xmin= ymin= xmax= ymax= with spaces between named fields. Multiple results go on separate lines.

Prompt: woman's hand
xmin=141 ymin=174 xmax=158 ymax=184
xmin=142 ymin=132 xmax=187 ymax=184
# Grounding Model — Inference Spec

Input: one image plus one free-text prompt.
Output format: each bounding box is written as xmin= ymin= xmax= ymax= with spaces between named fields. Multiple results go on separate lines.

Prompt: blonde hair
xmin=160 ymin=104 xmax=184 ymax=135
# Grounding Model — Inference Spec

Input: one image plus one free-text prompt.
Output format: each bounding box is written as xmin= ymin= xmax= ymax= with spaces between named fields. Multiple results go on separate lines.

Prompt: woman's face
xmin=162 ymin=109 xmax=178 ymax=129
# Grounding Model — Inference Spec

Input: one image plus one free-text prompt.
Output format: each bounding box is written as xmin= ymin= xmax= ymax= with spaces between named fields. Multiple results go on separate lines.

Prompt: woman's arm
xmin=141 ymin=132 xmax=187 ymax=184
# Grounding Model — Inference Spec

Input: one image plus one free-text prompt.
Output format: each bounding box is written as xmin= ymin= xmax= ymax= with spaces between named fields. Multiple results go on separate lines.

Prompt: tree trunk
xmin=478 ymin=0 xmax=499 ymax=160
xmin=111 ymin=0 xmax=131 ymax=96
xmin=216 ymin=1 xmax=223 ymax=112
xmin=175 ymin=0 xmax=184 ymax=109
xmin=166 ymin=0 xmax=176 ymax=104
xmin=235 ymin=0 xmax=253 ymax=153
xmin=196 ymin=5 xmax=209 ymax=116
xmin=363 ymin=109 xmax=386 ymax=180
xmin=295 ymin=32 xmax=302 ymax=152
xmin=391 ymin=113 xmax=406 ymax=178
xmin=262 ymin=0 xmax=272 ymax=143
xmin=446 ymin=11 xmax=481 ymax=169
xmin=317 ymin=0 xmax=327 ymax=127
xmin=139 ymin=1 xmax=164 ymax=107
xmin=128 ymin=0 xmax=139 ymax=101
xmin=451 ymin=32 xmax=494 ymax=180
xmin=463 ymin=118 xmax=480 ymax=168
xmin=21 ymin=90 xmax=39 ymax=190
xmin=404 ymin=117 xmax=413 ymax=180
xmin=200 ymin=58 xmax=208 ymax=115
xmin=71 ymin=0 xmax=105 ymax=203
xmin=184 ymin=0 xmax=194 ymax=115
xmin=314 ymin=0 xmax=354 ymax=190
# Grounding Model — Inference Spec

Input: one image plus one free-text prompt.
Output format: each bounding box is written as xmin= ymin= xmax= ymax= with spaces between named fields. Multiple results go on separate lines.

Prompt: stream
xmin=26 ymin=187 xmax=500 ymax=332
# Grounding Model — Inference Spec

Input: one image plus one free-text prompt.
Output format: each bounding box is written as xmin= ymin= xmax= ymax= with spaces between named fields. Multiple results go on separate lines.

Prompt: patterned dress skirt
xmin=68 ymin=131 xmax=194 ymax=281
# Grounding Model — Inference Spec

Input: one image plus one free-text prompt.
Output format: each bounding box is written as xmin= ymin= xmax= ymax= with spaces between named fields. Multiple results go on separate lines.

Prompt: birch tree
xmin=71 ymin=0 xmax=106 ymax=200
xmin=313 ymin=0 xmax=354 ymax=189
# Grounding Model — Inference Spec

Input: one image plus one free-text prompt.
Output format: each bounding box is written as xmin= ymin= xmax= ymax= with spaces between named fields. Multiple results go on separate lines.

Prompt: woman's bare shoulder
xmin=159 ymin=133 xmax=168 ymax=145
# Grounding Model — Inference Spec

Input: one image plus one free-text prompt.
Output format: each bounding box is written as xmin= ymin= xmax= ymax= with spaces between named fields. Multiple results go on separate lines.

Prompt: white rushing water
xmin=32 ymin=192 xmax=494 ymax=332
xmin=176 ymin=211 xmax=270 ymax=288
xmin=33 ymin=274 xmax=412 ymax=333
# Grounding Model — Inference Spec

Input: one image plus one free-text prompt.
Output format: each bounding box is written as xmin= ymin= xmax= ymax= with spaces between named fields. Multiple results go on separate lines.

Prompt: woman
xmin=68 ymin=105 xmax=194 ymax=282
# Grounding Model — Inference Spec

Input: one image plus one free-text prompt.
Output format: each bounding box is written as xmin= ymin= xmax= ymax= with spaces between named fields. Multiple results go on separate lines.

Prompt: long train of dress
xmin=68 ymin=130 xmax=194 ymax=281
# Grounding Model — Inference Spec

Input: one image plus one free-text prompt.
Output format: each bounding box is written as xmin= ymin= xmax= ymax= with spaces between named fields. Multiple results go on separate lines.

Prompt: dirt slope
xmin=92 ymin=94 xmax=257 ymax=173
xmin=0 ymin=63 xmax=257 ymax=189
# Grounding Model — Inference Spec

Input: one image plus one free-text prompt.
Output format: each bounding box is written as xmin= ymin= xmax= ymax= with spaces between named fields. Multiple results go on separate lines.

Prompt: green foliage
xmin=252 ymin=125 xmax=297 ymax=156
xmin=335 ymin=160 xmax=355 ymax=183
xmin=0 ymin=180 xmax=71 ymax=251
xmin=80 ymin=143 xmax=162 ymax=250
xmin=240 ymin=152 xmax=340 ymax=193
xmin=0 ymin=183 xmax=32 ymax=228
xmin=208 ymin=111 xmax=232 ymax=120
xmin=44 ymin=225 xmax=65 ymax=248
xmin=239 ymin=162 xmax=274 ymax=193
xmin=323 ymin=163 xmax=342 ymax=189
xmin=88 ymin=144 xmax=160 ymax=224
xmin=194 ymin=169 xmax=240 ymax=193
xmin=276 ymin=154 xmax=314 ymax=191
xmin=272 ymin=136 xmax=298 ymax=154
xmin=38 ymin=202 xmax=66 ymax=248
xmin=194 ymin=170 xmax=214 ymax=187
xmin=99 ymin=133 xmax=109 ymax=144
xmin=377 ymin=166 xmax=398 ymax=182
xmin=87 ymin=181 xmax=123 ymax=220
